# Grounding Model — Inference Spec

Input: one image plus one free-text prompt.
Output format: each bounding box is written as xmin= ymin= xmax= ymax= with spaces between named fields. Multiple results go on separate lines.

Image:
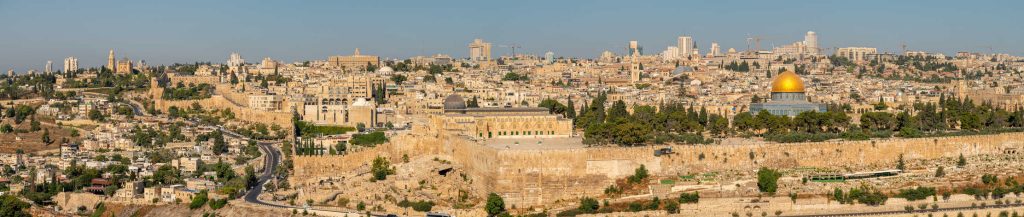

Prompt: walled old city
xmin=4 ymin=2 xmax=1024 ymax=217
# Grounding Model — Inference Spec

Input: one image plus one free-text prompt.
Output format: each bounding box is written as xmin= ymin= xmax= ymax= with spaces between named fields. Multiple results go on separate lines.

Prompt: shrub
xmin=189 ymin=190 xmax=209 ymax=209
xmin=757 ymin=168 xmax=782 ymax=194
xmin=679 ymin=192 xmax=699 ymax=204
xmin=897 ymin=187 xmax=936 ymax=201
xmin=628 ymin=165 xmax=649 ymax=184
xmin=578 ymin=197 xmax=599 ymax=213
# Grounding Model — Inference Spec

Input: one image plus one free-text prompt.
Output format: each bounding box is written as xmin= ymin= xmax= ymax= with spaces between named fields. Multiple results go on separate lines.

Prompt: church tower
xmin=630 ymin=48 xmax=641 ymax=83
xmin=107 ymin=49 xmax=116 ymax=71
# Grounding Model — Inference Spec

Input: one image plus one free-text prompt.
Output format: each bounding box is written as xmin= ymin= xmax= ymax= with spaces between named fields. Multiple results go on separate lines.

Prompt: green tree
xmin=41 ymin=128 xmax=50 ymax=144
xmin=390 ymin=74 xmax=407 ymax=85
xmin=0 ymin=194 xmax=31 ymax=217
xmin=628 ymin=164 xmax=649 ymax=184
xmin=896 ymin=154 xmax=906 ymax=171
xmin=565 ymin=97 xmax=576 ymax=119
xmin=664 ymin=201 xmax=680 ymax=214
xmin=957 ymin=153 xmax=967 ymax=168
xmin=189 ymin=190 xmax=209 ymax=209
xmin=29 ymin=118 xmax=40 ymax=131
xmin=245 ymin=165 xmax=258 ymax=189
xmin=757 ymin=167 xmax=782 ymax=194
xmin=578 ymin=197 xmax=599 ymax=213
xmin=371 ymin=156 xmax=393 ymax=181
xmin=0 ymin=124 xmax=12 ymax=133
xmin=89 ymin=109 xmax=105 ymax=121
xmin=485 ymin=193 xmax=506 ymax=216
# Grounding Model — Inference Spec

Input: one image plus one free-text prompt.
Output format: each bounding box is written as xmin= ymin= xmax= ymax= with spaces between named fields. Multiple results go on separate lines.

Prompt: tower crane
xmin=498 ymin=44 xmax=522 ymax=58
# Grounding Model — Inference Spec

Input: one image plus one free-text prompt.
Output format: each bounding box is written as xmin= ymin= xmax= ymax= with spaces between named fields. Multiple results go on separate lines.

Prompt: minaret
xmin=107 ymin=49 xmax=116 ymax=71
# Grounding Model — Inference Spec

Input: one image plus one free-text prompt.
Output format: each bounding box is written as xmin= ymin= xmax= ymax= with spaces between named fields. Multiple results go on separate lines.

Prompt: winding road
xmin=102 ymin=90 xmax=382 ymax=216
xmin=782 ymin=202 xmax=1024 ymax=217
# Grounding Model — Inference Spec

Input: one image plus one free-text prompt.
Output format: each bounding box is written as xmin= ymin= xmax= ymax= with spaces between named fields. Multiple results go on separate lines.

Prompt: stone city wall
xmin=292 ymin=131 xmax=1024 ymax=208
xmin=167 ymin=75 xmax=219 ymax=87
xmin=151 ymin=85 xmax=293 ymax=129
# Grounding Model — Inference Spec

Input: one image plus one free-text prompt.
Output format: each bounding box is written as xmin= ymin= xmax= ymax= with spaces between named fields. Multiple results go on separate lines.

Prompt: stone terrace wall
xmin=151 ymin=80 xmax=293 ymax=129
xmin=292 ymin=131 xmax=1024 ymax=209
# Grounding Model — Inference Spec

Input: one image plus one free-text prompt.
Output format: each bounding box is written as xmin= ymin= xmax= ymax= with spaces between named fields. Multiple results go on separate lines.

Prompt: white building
xmin=710 ymin=42 xmax=721 ymax=57
xmin=468 ymin=39 xmax=492 ymax=62
xmin=836 ymin=47 xmax=878 ymax=62
xmin=677 ymin=35 xmax=693 ymax=60
xmin=804 ymin=31 xmax=818 ymax=55
xmin=227 ymin=52 xmax=244 ymax=67
xmin=64 ymin=57 xmax=79 ymax=72
xmin=661 ymin=46 xmax=679 ymax=61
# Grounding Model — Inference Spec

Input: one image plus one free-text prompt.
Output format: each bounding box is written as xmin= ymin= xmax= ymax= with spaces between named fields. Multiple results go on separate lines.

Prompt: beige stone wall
xmin=151 ymin=85 xmax=293 ymax=129
xmin=167 ymin=75 xmax=219 ymax=87
xmin=292 ymin=130 xmax=1024 ymax=209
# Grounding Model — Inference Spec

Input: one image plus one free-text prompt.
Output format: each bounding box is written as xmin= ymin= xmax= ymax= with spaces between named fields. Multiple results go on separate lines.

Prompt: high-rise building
xmin=804 ymin=31 xmax=818 ymax=55
xmin=661 ymin=46 xmax=679 ymax=60
xmin=710 ymin=42 xmax=721 ymax=57
xmin=107 ymin=49 xmax=116 ymax=71
xmin=677 ymin=35 xmax=693 ymax=60
xmin=627 ymin=40 xmax=642 ymax=56
xmin=468 ymin=39 xmax=492 ymax=62
xmin=544 ymin=51 xmax=555 ymax=63
xmin=45 ymin=61 xmax=52 ymax=74
xmin=64 ymin=57 xmax=78 ymax=72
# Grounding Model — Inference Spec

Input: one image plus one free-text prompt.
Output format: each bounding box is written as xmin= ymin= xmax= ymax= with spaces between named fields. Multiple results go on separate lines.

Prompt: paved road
xmin=783 ymin=202 xmax=1024 ymax=217
xmin=242 ymin=139 xmax=283 ymax=207
xmin=224 ymin=127 xmax=382 ymax=216
xmin=84 ymin=89 xmax=381 ymax=216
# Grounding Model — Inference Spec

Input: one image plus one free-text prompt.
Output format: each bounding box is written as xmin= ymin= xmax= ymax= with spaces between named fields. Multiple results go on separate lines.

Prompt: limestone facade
xmin=293 ymin=129 xmax=1024 ymax=208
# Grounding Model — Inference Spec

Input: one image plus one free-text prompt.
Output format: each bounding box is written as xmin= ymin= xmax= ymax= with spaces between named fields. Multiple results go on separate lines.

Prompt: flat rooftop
xmin=481 ymin=137 xmax=585 ymax=150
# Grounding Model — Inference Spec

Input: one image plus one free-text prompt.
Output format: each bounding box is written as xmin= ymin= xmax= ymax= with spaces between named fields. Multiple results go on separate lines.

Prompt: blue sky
xmin=1 ymin=0 xmax=1021 ymax=72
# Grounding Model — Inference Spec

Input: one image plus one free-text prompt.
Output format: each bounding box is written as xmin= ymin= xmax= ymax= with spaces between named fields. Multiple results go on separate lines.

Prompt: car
xmin=654 ymin=147 xmax=674 ymax=156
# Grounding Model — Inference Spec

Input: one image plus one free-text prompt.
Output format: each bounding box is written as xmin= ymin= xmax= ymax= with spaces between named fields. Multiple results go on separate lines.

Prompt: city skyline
xmin=2 ymin=0 xmax=1023 ymax=72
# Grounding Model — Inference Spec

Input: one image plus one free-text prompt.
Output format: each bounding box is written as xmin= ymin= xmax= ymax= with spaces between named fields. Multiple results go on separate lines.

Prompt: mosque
xmin=750 ymin=70 xmax=826 ymax=116
xmin=435 ymin=94 xmax=574 ymax=139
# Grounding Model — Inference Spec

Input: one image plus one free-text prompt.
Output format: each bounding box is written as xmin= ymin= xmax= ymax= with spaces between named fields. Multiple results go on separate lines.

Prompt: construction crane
xmin=498 ymin=44 xmax=522 ymax=58
xmin=745 ymin=35 xmax=763 ymax=52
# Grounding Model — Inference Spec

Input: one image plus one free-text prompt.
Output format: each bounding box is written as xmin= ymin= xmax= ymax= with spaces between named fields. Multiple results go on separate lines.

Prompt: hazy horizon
xmin=2 ymin=0 xmax=1022 ymax=72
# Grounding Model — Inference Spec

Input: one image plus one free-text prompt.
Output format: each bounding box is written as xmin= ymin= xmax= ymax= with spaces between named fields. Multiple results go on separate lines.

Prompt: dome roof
xmin=443 ymin=94 xmax=467 ymax=111
xmin=771 ymin=71 xmax=806 ymax=93
xmin=377 ymin=66 xmax=394 ymax=73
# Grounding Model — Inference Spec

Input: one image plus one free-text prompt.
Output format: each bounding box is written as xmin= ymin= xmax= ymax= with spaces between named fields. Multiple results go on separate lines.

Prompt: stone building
xmin=436 ymin=94 xmax=573 ymax=139
xmin=248 ymin=94 xmax=283 ymax=111
xmin=327 ymin=48 xmax=379 ymax=71
xmin=298 ymin=75 xmax=388 ymax=127
xmin=750 ymin=70 xmax=826 ymax=116
xmin=116 ymin=57 xmax=133 ymax=73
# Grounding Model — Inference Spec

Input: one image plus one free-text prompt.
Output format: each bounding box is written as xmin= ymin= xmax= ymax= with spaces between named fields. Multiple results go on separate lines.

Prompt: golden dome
xmin=771 ymin=71 xmax=805 ymax=93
